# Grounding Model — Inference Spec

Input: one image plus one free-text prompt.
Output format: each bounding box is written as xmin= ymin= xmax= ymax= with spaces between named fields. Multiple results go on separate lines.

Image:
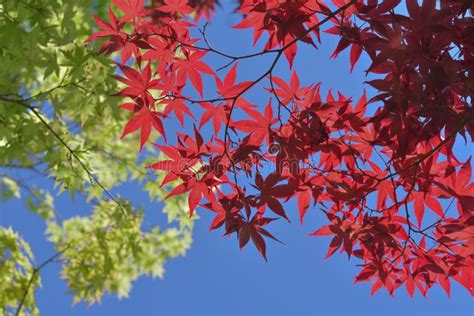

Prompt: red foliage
xmin=89 ymin=0 xmax=474 ymax=297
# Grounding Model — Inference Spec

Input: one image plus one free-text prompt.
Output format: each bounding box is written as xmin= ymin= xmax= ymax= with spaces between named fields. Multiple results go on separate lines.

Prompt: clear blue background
xmin=1 ymin=2 xmax=473 ymax=315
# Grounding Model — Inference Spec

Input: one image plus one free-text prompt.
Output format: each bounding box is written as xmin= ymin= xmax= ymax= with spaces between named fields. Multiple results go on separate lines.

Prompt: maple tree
xmin=90 ymin=0 xmax=474 ymax=298
xmin=1 ymin=1 xmax=195 ymax=315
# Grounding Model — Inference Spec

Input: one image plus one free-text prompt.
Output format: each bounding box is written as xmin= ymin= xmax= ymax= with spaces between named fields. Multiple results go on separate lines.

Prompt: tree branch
xmin=15 ymin=247 xmax=68 ymax=316
xmin=0 ymin=95 xmax=131 ymax=218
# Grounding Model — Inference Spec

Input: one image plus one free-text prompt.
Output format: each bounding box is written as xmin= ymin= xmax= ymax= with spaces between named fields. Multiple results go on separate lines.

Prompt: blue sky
xmin=1 ymin=2 xmax=473 ymax=315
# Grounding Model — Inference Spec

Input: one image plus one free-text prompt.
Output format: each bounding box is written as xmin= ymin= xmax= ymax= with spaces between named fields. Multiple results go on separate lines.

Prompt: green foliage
xmin=0 ymin=0 xmax=193 ymax=314
xmin=47 ymin=200 xmax=191 ymax=305
xmin=0 ymin=227 xmax=40 ymax=316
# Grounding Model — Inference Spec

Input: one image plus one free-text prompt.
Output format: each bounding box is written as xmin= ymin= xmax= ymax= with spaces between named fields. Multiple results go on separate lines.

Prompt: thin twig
xmin=0 ymin=95 xmax=130 ymax=218
xmin=15 ymin=247 xmax=69 ymax=316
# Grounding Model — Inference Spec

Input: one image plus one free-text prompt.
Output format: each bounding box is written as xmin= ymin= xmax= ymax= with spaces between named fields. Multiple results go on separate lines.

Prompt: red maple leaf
xmin=239 ymin=214 xmax=281 ymax=260
xmin=158 ymin=0 xmax=194 ymax=15
xmin=233 ymin=99 xmax=277 ymax=146
xmin=114 ymin=63 xmax=160 ymax=105
xmin=215 ymin=63 xmax=251 ymax=98
xmin=163 ymin=98 xmax=195 ymax=126
xmin=253 ymin=172 xmax=294 ymax=221
xmin=121 ymin=106 xmax=166 ymax=151
xmin=174 ymin=50 xmax=215 ymax=97
xmin=198 ymin=102 xmax=227 ymax=134
xmin=112 ymin=0 xmax=145 ymax=22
